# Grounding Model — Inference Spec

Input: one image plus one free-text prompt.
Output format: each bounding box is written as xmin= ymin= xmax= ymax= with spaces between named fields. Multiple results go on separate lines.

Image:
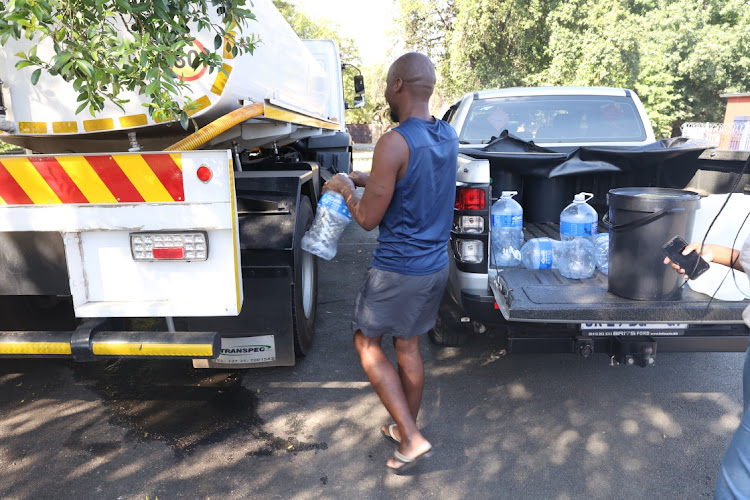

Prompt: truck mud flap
xmin=185 ymin=266 xmax=297 ymax=369
xmin=0 ymin=319 xmax=220 ymax=360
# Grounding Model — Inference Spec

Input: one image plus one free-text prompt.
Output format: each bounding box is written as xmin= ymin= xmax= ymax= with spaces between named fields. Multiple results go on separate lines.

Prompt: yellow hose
xmin=164 ymin=102 xmax=265 ymax=151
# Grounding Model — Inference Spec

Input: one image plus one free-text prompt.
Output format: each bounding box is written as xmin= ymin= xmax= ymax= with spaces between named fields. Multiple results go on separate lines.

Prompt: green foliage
xmin=272 ymin=0 xmax=375 ymax=123
xmin=0 ymin=0 xmax=258 ymax=127
xmin=345 ymin=62 xmax=389 ymax=125
xmin=272 ymin=0 xmax=358 ymax=63
xmin=0 ymin=140 xmax=19 ymax=153
xmin=396 ymin=0 xmax=750 ymax=137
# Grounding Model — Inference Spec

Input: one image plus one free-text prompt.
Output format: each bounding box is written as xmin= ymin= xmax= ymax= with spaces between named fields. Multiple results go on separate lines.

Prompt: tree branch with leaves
xmin=0 ymin=0 xmax=258 ymax=128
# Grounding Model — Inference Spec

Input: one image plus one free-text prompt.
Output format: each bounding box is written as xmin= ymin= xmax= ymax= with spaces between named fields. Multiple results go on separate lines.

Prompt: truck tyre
xmin=428 ymin=291 xmax=471 ymax=347
xmin=428 ymin=315 xmax=470 ymax=347
xmin=293 ymin=195 xmax=318 ymax=356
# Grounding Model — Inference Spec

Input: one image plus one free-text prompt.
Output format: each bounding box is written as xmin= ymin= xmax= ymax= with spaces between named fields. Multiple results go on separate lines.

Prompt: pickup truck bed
xmin=492 ymin=222 xmax=748 ymax=324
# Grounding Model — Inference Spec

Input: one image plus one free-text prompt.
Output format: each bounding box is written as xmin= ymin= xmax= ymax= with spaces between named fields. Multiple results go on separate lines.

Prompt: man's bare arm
xmin=325 ymin=131 xmax=408 ymax=231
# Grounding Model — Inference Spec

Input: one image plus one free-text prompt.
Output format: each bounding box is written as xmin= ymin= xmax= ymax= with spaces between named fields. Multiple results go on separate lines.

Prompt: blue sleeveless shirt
xmin=371 ymin=117 xmax=458 ymax=275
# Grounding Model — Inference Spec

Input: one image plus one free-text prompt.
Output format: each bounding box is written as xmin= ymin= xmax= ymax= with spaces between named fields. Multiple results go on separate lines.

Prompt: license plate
xmin=580 ymin=323 xmax=688 ymax=337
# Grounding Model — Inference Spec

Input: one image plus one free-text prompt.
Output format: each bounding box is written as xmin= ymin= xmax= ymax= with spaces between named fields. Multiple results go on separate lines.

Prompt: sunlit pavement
xmin=0 ymin=221 xmax=744 ymax=499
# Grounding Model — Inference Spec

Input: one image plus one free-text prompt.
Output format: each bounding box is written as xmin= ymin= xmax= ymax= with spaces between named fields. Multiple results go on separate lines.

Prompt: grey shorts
xmin=351 ymin=266 xmax=449 ymax=340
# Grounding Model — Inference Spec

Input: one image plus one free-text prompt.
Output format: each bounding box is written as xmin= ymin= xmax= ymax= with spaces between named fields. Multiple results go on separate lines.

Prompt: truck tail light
xmin=131 ymin=231 xmax=208 ymax=261
xmin=455 ymin=187 xmax=485 ymax=210
xmin=455 ymin=239 xmax=484 ymax=264
xmin=459 ymin=215 xmax=484 ymax=233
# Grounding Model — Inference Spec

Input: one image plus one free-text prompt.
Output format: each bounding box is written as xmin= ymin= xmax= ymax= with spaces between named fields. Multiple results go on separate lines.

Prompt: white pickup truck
xmin=434 ymin=86 xmax=750 ymax=366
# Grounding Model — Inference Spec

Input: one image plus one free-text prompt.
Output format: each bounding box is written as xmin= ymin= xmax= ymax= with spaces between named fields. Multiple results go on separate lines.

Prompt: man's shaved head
xmin=387 ymin=52 xmax=436 ymax=100
xmin=385 ymin=52 xmax=436 ymax=123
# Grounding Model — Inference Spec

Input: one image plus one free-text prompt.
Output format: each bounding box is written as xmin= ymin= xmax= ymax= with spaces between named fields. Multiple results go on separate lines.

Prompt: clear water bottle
xmin=559 ymin=192 xmax=597 ymax=279
xmin=490 ymin=191 xmax=523 ymax=267
xmin=594 ymin=233 xmax=610 ymax=275
xmin=521 ymin=237 xmax=562 ymax=269
xmin=301 ymin=189 xmax=352 ymax=260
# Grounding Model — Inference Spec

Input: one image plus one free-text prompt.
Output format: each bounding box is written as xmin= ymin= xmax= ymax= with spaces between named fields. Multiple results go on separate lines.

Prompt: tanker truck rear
xmin=0 ymin=0 xmax=363 ymax=368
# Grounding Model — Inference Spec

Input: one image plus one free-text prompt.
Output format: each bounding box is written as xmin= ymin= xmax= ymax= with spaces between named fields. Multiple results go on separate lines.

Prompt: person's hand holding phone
xmin=662 ymin=237 xmax=714 ymax=279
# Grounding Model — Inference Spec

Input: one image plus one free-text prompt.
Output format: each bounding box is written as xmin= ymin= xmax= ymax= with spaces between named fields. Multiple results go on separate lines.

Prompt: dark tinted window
xmin=459 ymin=95 xmax=647 ymax=144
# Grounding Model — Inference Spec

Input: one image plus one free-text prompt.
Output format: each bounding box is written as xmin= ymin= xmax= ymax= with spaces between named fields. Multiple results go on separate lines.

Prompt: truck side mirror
xmin=352 ymin=94 xmax=365 ymax=109
xmin=354 ymin=75 xmax=365 ymax=95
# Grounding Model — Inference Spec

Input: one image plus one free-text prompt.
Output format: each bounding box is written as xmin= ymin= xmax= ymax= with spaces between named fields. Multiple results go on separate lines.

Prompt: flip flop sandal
xmin=380 ymin=424 xmax=400 ymax=444
xmin=387 ymin=447 xmax=434 ymax=475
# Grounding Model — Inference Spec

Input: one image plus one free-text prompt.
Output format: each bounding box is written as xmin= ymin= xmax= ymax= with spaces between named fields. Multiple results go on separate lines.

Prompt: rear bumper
xmin=454 ymin=283 xmax=750 ymax=356
xmin=461 ymin=289 xmax=507 ymax=325
xmin=0 ymin=319 xmax=220 ymax=361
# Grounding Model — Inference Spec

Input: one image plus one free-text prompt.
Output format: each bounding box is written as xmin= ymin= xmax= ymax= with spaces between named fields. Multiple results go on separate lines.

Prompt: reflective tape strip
xmin=52 ymin=121 xmax=78 ymax=133
xmin=83 ymin=118 xmax=115 ymax=132
xmin=28 ymin=157 xmax=89 ymax=203
xmin=19 ymin=122 xmax=47 ymax=134
xmin=0 ymin=154 xmax=184 ymax=205
xmin=0 ymin=162 xmax=34 ymax=205
xmin=119 ymin=114 xmax=149 ymax=128
xmin=112 ymin=154 xmax=175 ymax=203
xmin=0 ymin=342 xmax=72 ymax=355
xmin=91 ymin=342 xmax=214 ymax=357
xmin=223 ymin=32 xmax=236 ymax=59
xmin=263 ymin=104 xmax=340 ymax=130
xmin=0 ymin=157 xmax=62 ymax=204
xmin=57 ymin=156 xmax=118 ymax=203
xmin=229 ymin=163 xmax=242 ymax=311
xmin=211 ymin=64 xmax=232 ymax=95
xmin=187 ymin=96 xmax=211 ymax=117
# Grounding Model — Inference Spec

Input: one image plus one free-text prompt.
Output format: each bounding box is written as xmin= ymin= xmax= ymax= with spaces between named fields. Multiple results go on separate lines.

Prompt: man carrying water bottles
xmin=323 ymin=52 xmax=458 ymax=474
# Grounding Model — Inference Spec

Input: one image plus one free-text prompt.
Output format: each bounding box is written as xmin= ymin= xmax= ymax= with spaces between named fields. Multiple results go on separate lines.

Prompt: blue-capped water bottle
xmin=301 ymin=183 xmax=353 ymax=260
xmin=521 ymin=237 xmax=562 ymax=269
xmin=559 ymin=192 xmax=597 ymax=279
xmin=490 ymin=191 xmax=523 ymax=267
xmin=594 ymin=233 xmax=610 ymax=275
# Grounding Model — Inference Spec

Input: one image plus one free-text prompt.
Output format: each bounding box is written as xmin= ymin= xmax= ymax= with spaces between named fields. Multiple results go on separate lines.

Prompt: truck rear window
xmin=460 ymin=95 xmax=647 ymax=144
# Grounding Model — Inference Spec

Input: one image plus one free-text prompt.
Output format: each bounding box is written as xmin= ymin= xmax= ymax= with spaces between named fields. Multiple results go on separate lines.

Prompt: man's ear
xmin=393 ymin=77 xmax=405 ymax=93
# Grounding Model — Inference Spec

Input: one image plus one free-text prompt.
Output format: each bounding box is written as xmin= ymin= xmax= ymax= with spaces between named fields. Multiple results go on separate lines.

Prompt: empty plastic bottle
xmin=490 ymin=191 xmax=523 ymax=267
xmin=594 ymin=233 xmax=610 ymax=275
xmin=559 ymin=192 xmax=598 ymax=279
xmin=521 ymin=237 xmax=562 ymax=269
xmin=301 ymin=189 xmax=352 ymax=260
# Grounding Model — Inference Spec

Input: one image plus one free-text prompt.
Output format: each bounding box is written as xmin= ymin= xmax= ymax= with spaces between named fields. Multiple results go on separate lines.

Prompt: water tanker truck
xmin=0 ymin=0 xmax=363 ymax=368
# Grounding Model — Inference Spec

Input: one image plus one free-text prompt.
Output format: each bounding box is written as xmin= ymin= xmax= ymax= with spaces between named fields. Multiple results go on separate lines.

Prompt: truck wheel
xmin=293 ymin=196 xmax=318 ymax=356
xmin=428 ymin=291 xmax=471 ymax=347
xmin=428 ymin=315 xmax=469 ymax=347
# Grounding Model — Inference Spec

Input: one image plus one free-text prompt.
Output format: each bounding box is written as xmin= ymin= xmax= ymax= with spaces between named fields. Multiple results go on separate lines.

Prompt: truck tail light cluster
xmin=453 ymin=187 xmax=488 ymax=264
xmin=455 ymin=187 xmax=485 ymax=210
xmin=455 ymin=239 xmax=484 ymax=264
xmin=130 ymin=231 xmax=209 ymax=261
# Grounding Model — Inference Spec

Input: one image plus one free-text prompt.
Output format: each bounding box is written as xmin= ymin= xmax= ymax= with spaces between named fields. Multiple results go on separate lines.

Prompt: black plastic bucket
xmin=605 ymin=187 xmax=700 ymax=301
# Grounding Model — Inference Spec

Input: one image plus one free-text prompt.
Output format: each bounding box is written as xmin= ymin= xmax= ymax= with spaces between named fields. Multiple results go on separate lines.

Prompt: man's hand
xmin=323 ymin=172 xmax=356 ymax=195
xmin=349 ymin=171 xmax=370 ymax=187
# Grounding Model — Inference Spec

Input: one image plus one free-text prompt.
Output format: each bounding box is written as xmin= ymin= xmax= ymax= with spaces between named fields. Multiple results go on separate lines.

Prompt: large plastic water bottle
xmin=490 ymin=191 xmax=523 ymax=267
xmin=559 ymin=192 xmax=597 ymax=279
xmin=594 ymin=233 xmax=610 ymax=275
xmin=521 ymin=237 xmax=562 ymax=269
xmin=301 ymin=189 xmax=352 ymax=260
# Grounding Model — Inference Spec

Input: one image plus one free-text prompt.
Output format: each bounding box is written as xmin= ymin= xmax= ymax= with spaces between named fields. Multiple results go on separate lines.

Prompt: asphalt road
xmin=0 ymin=222 xmax=746 ymax=499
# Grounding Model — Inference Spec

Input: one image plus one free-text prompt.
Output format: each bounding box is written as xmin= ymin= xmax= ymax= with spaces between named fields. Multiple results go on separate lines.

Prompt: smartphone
xmin=661 ymin=235 xmax=710 ymax=280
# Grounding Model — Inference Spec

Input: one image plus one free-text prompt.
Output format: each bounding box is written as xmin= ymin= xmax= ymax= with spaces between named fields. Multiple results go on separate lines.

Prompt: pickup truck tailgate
xmin=491 ymin=268 xmax=747 ymax=323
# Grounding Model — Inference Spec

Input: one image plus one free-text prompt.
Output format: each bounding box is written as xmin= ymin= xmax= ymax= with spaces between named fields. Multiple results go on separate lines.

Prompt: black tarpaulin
xmin=461 ymin=131 xmax=713 ymax=178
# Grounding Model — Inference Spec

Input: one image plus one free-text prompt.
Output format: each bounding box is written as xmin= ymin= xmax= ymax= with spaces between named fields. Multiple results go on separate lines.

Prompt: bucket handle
xmin=602 ymin=209 xmax=668 ymax=232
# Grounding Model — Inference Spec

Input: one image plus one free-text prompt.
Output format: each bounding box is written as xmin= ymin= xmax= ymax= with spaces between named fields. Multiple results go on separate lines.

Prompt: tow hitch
xmin=611 ymin=336 xmax=657 ymax=367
